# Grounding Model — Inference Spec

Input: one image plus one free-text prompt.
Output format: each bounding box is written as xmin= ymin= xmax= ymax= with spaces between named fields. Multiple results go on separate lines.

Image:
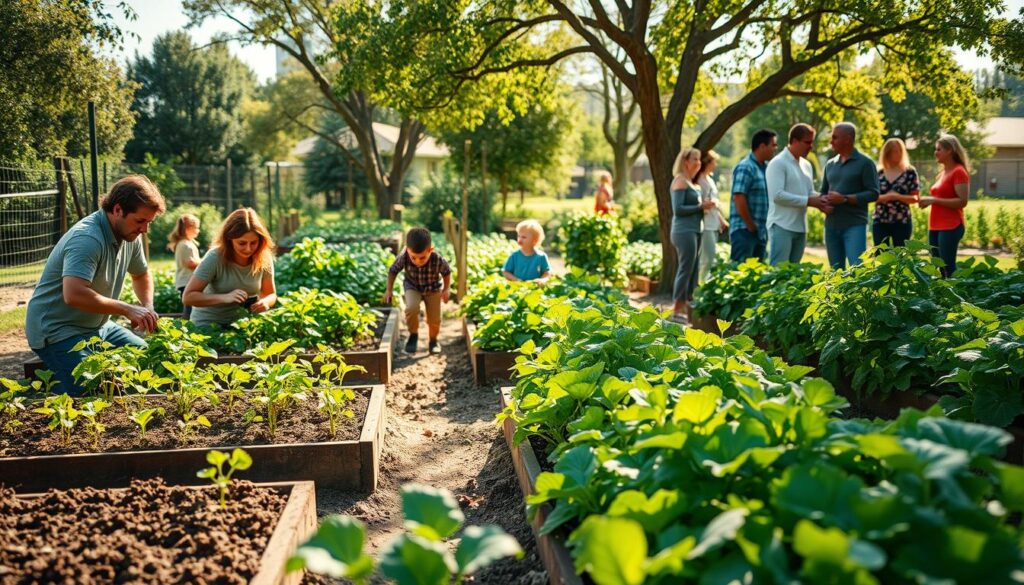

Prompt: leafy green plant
xmin=161 ymin=360 xmax=218 ymax=419
xmin=434 ymin=233 xmax=520 ymax=287
xmin=129 ymin=406 xmax=165 ymax=440
xmin=621 ymin=241 xmax=662 ymax=279
xmin=280 ymin=217 xmax=401 ymax=247
xmin=739 ymin=262 xmax=823 ymax=363
xmin=975 ymin=206 xmax=991 ymax=248
xmin=72 ymin=339 xmax=145 ymax=401
xmin=316 ymin=387 xmax=356 ymax=439
xmin=140 ymin=318 xmax=217 ymax=371
xmin=0 ymin=378 xmax=27 ymax=431
xmin=560 ymin=213 xmax=627 ymax=285
xmin=501 ymin=300 xmax=1024 ymax=585
xmin=197 ymin=448 xmax=253 ymax=509
xmin=209 ymin=362 xmax=253 ymax=413
xmin=275 ymin=238 xmax=395 ymax=305
xmin=312 ymin=345 xmax=367 ymax=387
xmin=29 ymin=368 xmax=61 ymax=395
xmin=178 ymin=411 xmax=212 ymax=440
xmin=287 ymin=484 xmax=522 ymax=585
xmin=247 ymin=349 xmax=313 ymax=438
xmin=33 ymin=393 xmax=80 ymax=446
xmin=121 ymin=368 xmax=172 ymax=411
xmin=78 ymin=398 xmax=110 ymax=448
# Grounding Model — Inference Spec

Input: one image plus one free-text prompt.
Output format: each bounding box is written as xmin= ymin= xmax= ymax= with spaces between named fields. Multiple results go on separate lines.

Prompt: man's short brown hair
xmin=100 ymin=175 xmax=166 ymax=215
xmin=789 ymin=123 xmax=815 ymax=144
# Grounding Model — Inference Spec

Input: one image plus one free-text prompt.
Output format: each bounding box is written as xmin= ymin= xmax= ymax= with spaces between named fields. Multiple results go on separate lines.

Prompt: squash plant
xmin=287 ymin=484 xmax=522 ymax=584
xmin=503 ymin=301 xmax=1024 ymax=585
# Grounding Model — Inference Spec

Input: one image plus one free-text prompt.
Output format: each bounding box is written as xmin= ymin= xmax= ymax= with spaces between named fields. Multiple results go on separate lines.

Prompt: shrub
xmin=561 ymin=213 xmax=627 ymax=285
xmin=412 ymin=170 xmax=497 ymax=233
xmin=149 ymin=203 xmax=224 ymax=254
xmin=621 ymin=241 xmax=662 ymax=279
xmin=620 ymin=181 xmax=660 ymax=243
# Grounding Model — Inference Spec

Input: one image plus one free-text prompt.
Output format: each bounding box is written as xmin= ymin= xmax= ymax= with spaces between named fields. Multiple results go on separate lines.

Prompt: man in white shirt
xmin=765 ymin=123 xmax=832 ymax=265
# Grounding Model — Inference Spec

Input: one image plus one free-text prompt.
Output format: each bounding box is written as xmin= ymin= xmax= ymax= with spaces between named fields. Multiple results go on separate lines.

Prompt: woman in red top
xmin=919 ymin=134 xmax=970 ymax=277
xmin=594 ymin=173 xmax=613 ymax=215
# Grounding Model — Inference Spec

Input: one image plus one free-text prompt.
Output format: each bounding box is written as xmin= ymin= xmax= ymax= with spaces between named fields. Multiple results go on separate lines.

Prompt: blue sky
xmin=110 ymin=0 xmax=1024 ymax=85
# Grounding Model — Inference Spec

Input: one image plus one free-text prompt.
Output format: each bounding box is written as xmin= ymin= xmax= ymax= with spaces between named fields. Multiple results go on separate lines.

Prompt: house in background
xmin=977 ymin=117 xmax=1024 ymax=198
xmin=290 ymin=122 xmax=449 ymax=190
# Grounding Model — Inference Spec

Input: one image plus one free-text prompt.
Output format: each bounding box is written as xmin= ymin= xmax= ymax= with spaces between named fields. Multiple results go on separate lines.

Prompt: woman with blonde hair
xmin=918 ymin=134 xmax=970 ymax=277
xmin=670 ymin=147 xmax=716 ymax=322
xmin=696 ymin=150 xmax=727 ymax=282
xmin=184 ymin=208 xmax=277 ymax=327
xmin=594 ymin=172 xmax=614 ymax=215
xmin=168 ymin=213 xmax=201 ymax=318
xmin=872 ymin=138 xmax=920 ymax=247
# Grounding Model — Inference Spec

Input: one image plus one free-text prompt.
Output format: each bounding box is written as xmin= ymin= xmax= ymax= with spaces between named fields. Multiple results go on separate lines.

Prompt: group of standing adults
xmin=669 ymin=122 xmax=972 ymax=322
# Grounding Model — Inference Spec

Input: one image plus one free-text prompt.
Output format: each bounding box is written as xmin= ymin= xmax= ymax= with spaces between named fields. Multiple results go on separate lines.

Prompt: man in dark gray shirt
xmin=820 ymin=122 xmax=880 ymax=269
xmin=26 ymin=175 xmax=165 ymax=395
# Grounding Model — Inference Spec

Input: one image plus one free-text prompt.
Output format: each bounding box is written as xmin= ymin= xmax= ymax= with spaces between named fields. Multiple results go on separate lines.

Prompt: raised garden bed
xmin=463 ymin=316 xmax=517 ymax=385
xmin=0 ymin=385 xmax=386 ymax=493
xmin=627 ymin=274 xmax=660 ymax=294
xmin=500 ymin=387 xmax=582 ymax=585
xmin=2 ymin=478 xmax=316 ymax=585
xmin=24 ymin=307 xmax=400 ymax=384
xmin=276 ymin=230 xmax=403 ymax=257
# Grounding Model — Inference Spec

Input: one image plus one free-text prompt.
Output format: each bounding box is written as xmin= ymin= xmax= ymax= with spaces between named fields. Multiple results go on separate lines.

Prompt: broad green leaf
xmin=687 ymin=508 xmax=747 ymax=559
xmin=772 ymin=463 xmax=861 ymax=529
xmin=914 ymin=417 xmax=1011 ymax=458
xmin=401 ymin=484 xmax=465 ymax=541
xmin=633 ymin=432 xmax=687 ymax=451
xmin=673 ymin=386 xmax=722 ymax=424
xmin=993 ymin=463 xmax=1024 ymax=511
xmin=606 ymin=489 xmax=686 ymax=533
xmin=379 ymin=534 xmax=454 ymax=585
xmin=571 ymin=516 xmax=647 ymax=585
xmin=287 ymin=516 xmax=374 ymax=579
xmin=454 ymin=525 xmax=523 ymax=575
xmin=972 ymin=385 xmax=1024 ymax=428
xmin=555 ymin=446 xmax=597 ymax=488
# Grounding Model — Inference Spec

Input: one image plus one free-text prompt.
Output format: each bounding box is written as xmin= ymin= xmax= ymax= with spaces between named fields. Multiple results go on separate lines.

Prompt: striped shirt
xmin=388 ymin=250 xmax=452 ymax=292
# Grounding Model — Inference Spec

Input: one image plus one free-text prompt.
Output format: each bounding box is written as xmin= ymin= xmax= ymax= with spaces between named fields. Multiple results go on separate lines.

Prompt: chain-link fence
xmin=0 ymin=163 xmax=65 ymax=289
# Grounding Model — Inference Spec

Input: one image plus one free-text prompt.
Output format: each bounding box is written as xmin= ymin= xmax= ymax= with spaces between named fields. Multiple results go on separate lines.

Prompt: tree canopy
xmin=351 ymin=0 xmax=1022 ymax=283
xmin=126 ymin=31 xmax=255 ymax=165
xmin=0 ymin=0 xmax=137 ymax=164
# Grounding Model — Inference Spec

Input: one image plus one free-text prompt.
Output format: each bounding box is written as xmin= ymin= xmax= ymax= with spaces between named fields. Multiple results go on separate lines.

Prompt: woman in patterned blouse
xmin=872 ymin=138 xmax=920 ymax=247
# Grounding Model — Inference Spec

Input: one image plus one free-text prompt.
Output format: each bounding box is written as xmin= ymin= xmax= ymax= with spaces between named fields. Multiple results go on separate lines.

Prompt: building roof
xmin=983 ymin=117 xmax=1024 ymax=148
xmin=289 ymin=123 xmax=450 ymax=160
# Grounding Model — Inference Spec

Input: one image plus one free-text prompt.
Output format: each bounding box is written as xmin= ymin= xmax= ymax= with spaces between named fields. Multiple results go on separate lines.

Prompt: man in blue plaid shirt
xmin=383 ymin=227 xmax=451 ymax=354
xmin=729 ymin=129 xmax=778 ymax=262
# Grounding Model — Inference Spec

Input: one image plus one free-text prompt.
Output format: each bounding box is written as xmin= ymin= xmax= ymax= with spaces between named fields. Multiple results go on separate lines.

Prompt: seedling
xmin=78 ymin=398 xmax=110 ymax=448
xmin=129 ymin=406 xmax=165 ymax=440
xmin=209 ymin=362 xmax=252 ymax=413
xmin=177 ymin=411 xmax=212 ymax=440
xmin=29 ymin=369 xmax=60 ymax=396
xmin=312 ymin=345 xmax=366 ymax=387
xmin=248 ymin=355 xmax=311 ymax=438
xmin=0 ymin=378 xmax=27 ymax=432
xmin=287 ymin=484 xmax=522 ymax=584
xmin=316 ymin=387 xmax=355 ymax=439
xmin=161 ymin=361 xmax=219 ymax=419
xmin=197 ymin=448 xmax=252 ymax=509
xmin=123 ymin=368 xmax=172 ymax=411
xmin=33 ymin=393 xmax=80 ymax=446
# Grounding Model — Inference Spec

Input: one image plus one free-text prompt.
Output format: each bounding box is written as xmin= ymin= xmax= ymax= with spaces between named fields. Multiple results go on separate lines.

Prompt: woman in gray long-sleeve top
xmin=671 ymin=147 xmax=716 ymax=322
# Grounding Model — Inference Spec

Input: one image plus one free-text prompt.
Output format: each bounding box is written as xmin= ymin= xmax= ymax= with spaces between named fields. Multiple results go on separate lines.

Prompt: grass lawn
xmin=0 ymin=306 xmax=26 ymax=335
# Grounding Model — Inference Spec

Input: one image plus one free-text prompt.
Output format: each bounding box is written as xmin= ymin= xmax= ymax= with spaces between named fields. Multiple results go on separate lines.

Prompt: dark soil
xmin=0 ymin=389 xmax=370 ymax=457
xmin=314 ymin=308 xmax=546 ymax=585
xmin=0 ymin=478 xmax=286 ymax=584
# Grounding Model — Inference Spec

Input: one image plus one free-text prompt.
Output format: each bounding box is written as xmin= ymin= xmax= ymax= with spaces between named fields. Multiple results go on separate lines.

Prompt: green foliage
xmin=561 ymin=213 xmax=628 ymax=285
xmin=275 ymin=238 xmax=394 ymax=305
xmin=502 ymin=300 xmax=1024 ymax=585
xmin=413 ymin=171 xmax=497 ymax=234
xmin=197 ymin=448 xmax=253 ymax=509
xmin=224 ymin=289 xmax=379 ymax=353
xmin=120 ymin=269 xmax=182 ymax=314
xmin=32 ymin=394 xmax=80 ymax=446
xmin=129 ymin=406 xmax=165 ymax=440
xmin=149 ymin=203 xmax=224 ymax=254
xmin=620 ymin=182 xmax=661 ymax=243
xmin=0 ymin=0 xmax=136 ymax=164
xmin=622 ymin=242 xmax=662 ymax=279
xmin=740 ymin=263 xmax=825 ymax=363
xmin=0 ymin=379 xmax=27 ymax=432
xmin=288 ymin=483 xmax=522 ymax=584
xmin=126 ymin=31 xmax=256 ymax=165
xmin=280 ymin=217 xmax=401 ymax=247
xmin=434 ymin=233 xmax=520 ymax=288
xmin=136 ymin=153 xmax=186 ymax=200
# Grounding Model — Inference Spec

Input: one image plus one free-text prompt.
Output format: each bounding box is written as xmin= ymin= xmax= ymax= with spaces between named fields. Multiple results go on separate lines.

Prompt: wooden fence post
xmin=226 ymin=158 xmax=233 ymax=212
xmin=53 ymin=157 xmax=67 ymax=245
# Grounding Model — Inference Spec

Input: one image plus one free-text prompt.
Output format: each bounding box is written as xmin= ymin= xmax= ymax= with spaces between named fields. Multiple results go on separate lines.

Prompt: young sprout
xmin=177 ymin=411 xmax=212 ymax=440
xmin=78 ymin=398 xmax=110 ymax=449
xmin=129 ymin=406 xmax=165 ymax=440
xmin=33 ymin=393 xmax=79 ymax=446
xmin=209 ymin=362 xmax=252 ymax=413
xmin=29 ymin=369 xmax=60 ymax=396
xmin=0 ymin=378 xmax=27 ymax=432
xmin=317 ymin=387 xmax=356 ymax=439
xmin=197 ymin=448 xmax=253 ymax=509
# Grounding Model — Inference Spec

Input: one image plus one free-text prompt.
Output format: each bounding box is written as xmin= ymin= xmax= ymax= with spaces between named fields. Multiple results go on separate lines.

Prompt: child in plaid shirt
xmin=382 ymin=228 xmax=451 ymax=354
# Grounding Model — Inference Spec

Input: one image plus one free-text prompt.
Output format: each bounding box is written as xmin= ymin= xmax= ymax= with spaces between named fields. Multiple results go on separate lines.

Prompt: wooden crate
xmin=0 ymin=385 xmax=387 ymax=493
xmin=500 ymin=387 xmax=583 ymax=585
xmin=627 ymin=274 xmax=660 ymax=294
xmin=25 ymin=308 xmax=401 ymax=384
xmin=462 ymin=316 xmax=517 ymax=385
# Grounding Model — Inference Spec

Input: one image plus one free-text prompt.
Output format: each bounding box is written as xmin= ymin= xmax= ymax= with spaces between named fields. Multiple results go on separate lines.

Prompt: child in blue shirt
xmin=503 ymin=219 xmax=551 ymax=282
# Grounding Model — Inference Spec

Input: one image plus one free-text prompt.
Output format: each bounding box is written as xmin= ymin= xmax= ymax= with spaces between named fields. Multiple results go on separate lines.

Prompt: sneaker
xmin=405 ymin=334 xmax=419 ymax=353
xmin=428 ymin=339 xmax=441 ymax=354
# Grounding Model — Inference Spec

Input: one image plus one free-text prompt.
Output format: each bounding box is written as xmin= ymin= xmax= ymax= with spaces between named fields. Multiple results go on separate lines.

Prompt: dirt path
xmin=314 ymin=308 xmax=546 ymax=584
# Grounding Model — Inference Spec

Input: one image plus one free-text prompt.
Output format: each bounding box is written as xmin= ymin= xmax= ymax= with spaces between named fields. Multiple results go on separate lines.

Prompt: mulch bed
xmin=0 ymin=478 xmax=285 ymax=584
xmin=0 ymin=389 xmax=369 ymax=458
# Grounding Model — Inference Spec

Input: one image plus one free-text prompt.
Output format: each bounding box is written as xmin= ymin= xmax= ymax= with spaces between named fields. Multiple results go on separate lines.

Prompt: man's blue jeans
xmin=824 ymin=224 xmax=868 ymax=270
xmin=32 ymin=321 xmax=146 ymax=396
xmin=729 ymin=228 xmax=767 ymax=263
